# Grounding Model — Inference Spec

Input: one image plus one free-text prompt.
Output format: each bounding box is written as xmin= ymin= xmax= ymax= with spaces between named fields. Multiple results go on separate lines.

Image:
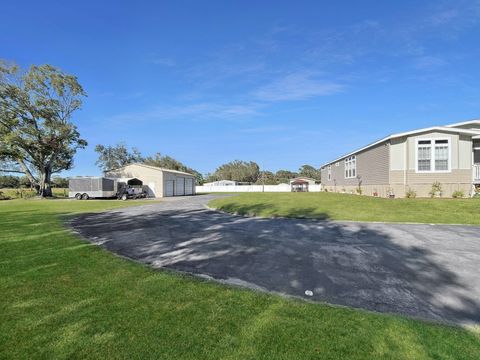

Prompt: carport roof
xmin=106 ymin=163 xmax=195 ymax=177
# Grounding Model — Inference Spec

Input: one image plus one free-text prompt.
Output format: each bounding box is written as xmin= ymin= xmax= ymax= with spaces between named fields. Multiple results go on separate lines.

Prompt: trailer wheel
xmin=121 ymin=193 xmax=128 ymax=201
xmin=74 ymin=193 xmax=82 ymax=200
xmin=81 ymin=193 xmax=89 ymax=200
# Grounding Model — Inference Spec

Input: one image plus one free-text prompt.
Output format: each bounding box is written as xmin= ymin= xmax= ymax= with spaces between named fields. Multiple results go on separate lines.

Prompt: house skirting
xmin=323 ymin=182 xmax=473 ymax=198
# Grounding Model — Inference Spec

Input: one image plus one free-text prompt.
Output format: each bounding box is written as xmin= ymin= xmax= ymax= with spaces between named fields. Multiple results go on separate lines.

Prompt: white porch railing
xmin=474 ymin=164 xmax=480 ymax=181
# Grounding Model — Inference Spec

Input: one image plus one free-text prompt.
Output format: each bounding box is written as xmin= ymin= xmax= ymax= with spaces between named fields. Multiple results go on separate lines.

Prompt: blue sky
xmin=2 ymin=0 xmax=480 ymax=176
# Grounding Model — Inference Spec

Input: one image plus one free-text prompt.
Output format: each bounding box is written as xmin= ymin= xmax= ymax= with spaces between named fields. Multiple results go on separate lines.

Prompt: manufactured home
xmin=105 ymin=163 xmax=196 ymax=198
xmin=320 ymin=120 xmax=480 ymax=198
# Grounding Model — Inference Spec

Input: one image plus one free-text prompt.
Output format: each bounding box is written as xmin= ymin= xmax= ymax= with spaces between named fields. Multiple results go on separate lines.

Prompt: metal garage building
xmin=105 ymin=163 xmax=196 ymax=198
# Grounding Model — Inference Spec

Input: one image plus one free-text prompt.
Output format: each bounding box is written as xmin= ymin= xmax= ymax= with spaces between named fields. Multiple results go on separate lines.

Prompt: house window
xmin=345 ymin=156 xmax=356 ymax=179
xmin=327 ymin=165 xmax=332 ymax=181
xmin=434 ymin=139 xmax=449 ymax=171
xmin=417 ymin=140 xmax=432 ymax=171
xmin=416 ymin=138 xmax=450 ymax=172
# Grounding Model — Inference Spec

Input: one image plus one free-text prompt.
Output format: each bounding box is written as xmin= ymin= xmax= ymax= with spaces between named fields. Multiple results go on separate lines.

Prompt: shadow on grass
xmin=70 ymin=203 xmax=480 ymax=327
xmin=217 ymin=203 xmax=330 ymax=220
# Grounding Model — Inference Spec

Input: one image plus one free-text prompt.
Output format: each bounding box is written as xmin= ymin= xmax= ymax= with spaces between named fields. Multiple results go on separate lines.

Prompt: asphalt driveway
xmin=70 ymin=194 xmax=480 ymax=326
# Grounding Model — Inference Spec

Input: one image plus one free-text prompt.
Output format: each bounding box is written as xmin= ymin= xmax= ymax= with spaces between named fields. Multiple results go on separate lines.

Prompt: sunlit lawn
xmin=209 ymin=192 xmax=480 ymax=225
xmin=1 ymin=199 xmax=479 ymax=359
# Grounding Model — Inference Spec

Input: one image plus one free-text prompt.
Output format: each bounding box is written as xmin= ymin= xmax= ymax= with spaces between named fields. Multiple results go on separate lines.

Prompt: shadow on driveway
xmin=70 ymin=195 xmax=480 ymax=326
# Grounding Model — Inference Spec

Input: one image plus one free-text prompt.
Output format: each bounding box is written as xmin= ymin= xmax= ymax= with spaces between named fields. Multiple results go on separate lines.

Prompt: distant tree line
xmin=93 ymin=144 xmax=321 ymax=186
xmin=0 ymin=175 xmax=69 ymax=188
xmin=205 ymin=161 xmax=321 ymax=185
xmin=94 ymin=143 xmax=204 ymax=184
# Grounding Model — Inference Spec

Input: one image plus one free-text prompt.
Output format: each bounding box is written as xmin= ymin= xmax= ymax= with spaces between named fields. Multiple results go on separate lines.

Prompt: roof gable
xmin=106 ymin=163 xmax=195 ymax=177
xmin=320 ymin=124 xmax=480 ymax=168
xmin=445 ymin=119 xmax=480 ymax=130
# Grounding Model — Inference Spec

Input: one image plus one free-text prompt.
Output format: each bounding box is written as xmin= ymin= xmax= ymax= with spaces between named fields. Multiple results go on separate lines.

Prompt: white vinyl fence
xmin=196 ymin=183 xmax=322 ymax=193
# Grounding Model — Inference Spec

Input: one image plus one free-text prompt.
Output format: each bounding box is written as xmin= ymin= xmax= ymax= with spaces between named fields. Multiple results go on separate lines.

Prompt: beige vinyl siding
xmin=389 ymin=130 xmax=474 ymax=197
xmin=390 ymin=131 xmax=471 ymax=174
xmin=322 ymin=141 xmax=390 ymax=187
xmin=322 ymin=127 xmax=478 ymax=197
xmin=357 ymin=142 xmax=390 ymax=185
xmin=406 ymin=131 xmax=460 ymax=170
xmin=459 ymin=136 xmax=473 ymax=169
xmin=390 ymin=169 xmax=471 ymax=184
xmin=389 ymin=137 xmax=407 ymax=170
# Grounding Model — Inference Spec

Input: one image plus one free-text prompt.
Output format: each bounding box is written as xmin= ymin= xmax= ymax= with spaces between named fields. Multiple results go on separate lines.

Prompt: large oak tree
xmin=208 ymin=160 xmax=260 ymax=183
xmin=0 ymin=61 xmax=86 ymax=197
xmin=94 ymin=143 xmax=144 ymax=172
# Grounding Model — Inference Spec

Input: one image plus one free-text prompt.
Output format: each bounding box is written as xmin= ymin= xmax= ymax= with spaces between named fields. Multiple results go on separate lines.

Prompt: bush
xmin=429 ymin=181 xmax=443 ymax=198
xmin=405 ymin=188 xmax=417 ymax=198
xmin=0 ymin=175 xmax=20 ymax=188
xmin=473 ymin=186 xmax=480 ymax=198
xmin=452 ymin=190 xmax=464 ymax=199
xmin=17 ymin=189 xmax=37 ymax=199
xmin=0 ymin=191 xmax=11 ymax=200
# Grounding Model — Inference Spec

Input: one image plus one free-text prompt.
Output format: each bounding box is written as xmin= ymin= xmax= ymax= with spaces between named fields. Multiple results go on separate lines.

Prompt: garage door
xmin=165 ymin=180 xmax=174 ymax=197
xmin=185 ymin=178 xmax=193 ymax=195
xmin=175 ymin=177 xmax=185 ymax=196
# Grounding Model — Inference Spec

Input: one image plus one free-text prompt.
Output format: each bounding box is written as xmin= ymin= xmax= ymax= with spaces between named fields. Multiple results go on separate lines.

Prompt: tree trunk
xmin=18 ymin=158 xmax=39 ymax=189
xmin=38 ymin=167 xmax=53 ymax=197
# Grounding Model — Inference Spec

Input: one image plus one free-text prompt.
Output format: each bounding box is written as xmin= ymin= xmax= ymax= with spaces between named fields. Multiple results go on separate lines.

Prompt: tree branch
xmin=17 ymin=158 xmax=38 ymax=185
xmin=0 ymin=169 xmax=25 ymax=174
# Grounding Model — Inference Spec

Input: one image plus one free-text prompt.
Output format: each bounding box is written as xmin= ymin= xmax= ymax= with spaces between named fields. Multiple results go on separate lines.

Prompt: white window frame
xmin=327 ymin=165 xmax=332 ymax=181
xmin=415 ymin=138 xmax=451 ymax=173
xmin=344 ymin=155 xmax=356 ymax=179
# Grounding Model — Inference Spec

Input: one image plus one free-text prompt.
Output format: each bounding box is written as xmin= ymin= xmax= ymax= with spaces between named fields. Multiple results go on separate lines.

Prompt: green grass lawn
xmin=1 ymin=199 xmax=479 ymax=359
xmin=209 ymin=192 xmax=480 ymax=225
xmin=0 ymin=187 xmax=68 ymax=199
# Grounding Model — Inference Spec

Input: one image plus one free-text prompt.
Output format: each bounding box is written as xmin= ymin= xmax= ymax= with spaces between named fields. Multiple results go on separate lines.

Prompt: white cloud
xmin=93 ymin=91 xmax=144 ymax=100
xmin=151 ymin=57 xmax=176 ymax=66
xmin=414 ymin=55 xmax=447 ymax=70
xmin=239 ymin=125 xmax=291 ymax=133
xmin=107 ymin=102 xmax=260 ymax=123
xmin=121 ymin=91 xmax=144 ymax=100
xmin=427 ymin=9 xmax=460 ymax=26
xmin=420 ymin=1 xmax=480 ymax=36
xmin=252 ymin=72 xmax=344 ymax=102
